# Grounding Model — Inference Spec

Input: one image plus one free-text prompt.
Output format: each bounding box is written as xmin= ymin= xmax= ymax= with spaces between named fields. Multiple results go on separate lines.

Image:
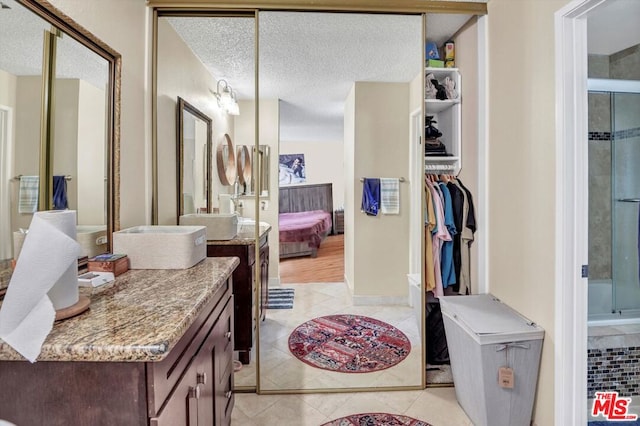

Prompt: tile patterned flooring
xmin=232 ymin=281 xmax=471 ymax=425
xmin=231 ymin=387 xmax=472 ymax=425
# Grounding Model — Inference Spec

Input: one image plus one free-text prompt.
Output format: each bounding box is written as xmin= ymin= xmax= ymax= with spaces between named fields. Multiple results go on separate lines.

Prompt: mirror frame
xmin=236 ymin=145 xmax=252 ymax=189
xmin=176 ymin=97 xmax=212 ymax=217
xmin=216 ymin=133 xmax=237 ymax=186
xmin=18 ymin=0 xmax=121 ymax=246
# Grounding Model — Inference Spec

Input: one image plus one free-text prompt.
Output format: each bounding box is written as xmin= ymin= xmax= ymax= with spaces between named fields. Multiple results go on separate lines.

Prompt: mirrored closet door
xmin=257 ymin=11 xmax=425 ymax=392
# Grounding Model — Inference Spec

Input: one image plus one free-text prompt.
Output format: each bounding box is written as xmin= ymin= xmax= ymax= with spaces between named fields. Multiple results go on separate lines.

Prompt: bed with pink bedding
xmin=279 ymin=183 xmax=333 ymax=258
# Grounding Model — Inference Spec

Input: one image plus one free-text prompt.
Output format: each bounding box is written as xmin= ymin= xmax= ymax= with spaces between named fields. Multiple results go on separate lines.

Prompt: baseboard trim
xmin=352 ymin=295 xmax=409 ymax=306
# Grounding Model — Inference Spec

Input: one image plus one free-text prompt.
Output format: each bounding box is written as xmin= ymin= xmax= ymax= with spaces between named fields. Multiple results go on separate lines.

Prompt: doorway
xmin=556 ymin=0 xmax=640 ymax=423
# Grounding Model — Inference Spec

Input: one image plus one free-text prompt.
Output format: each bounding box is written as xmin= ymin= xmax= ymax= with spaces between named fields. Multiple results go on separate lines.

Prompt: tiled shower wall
xmin=588 ymin=346 xmax=640 ymax=398
xmin=587 ymin=45 xmax=640 ymax=281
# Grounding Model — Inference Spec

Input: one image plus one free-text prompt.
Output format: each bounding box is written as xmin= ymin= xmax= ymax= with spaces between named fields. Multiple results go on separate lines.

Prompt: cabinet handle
xmin=197 ymin=372 xmax=207 ymax=385
xmin=189 ymin=385 xmax=201 ymax=400
xmin=225 ymin=331 xmax=232 ymax=340
xmin=225 ymin=390 xmax=232 ymax=399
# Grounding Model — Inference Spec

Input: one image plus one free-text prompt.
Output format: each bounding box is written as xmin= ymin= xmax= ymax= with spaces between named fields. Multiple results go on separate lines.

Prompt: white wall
xmin=12 ymin=76 xmax=41 ymax=232
xmin=348 ymin=82 xmax=411 ymax=299
xmin=454 ymin=16 xmax=480 ymax=293
xmin=76 ymin=79 xmax=106 ymax=225
xmin=53 ymin=80 xmax=80 ymax=216
xmin=157 ymin=18 xmax=234 ymax=225
xmin=50 ymin=0 xmax=149 ymax=229
xmin=279 ymin=139 xmax=345 ymax=210
xmin=344 ymin=86 xmax=356 ymax=292
xmin=487 ymin=1 xmax=570 ymax=424
xmin=235 ymin=99 xmax=280 ymax=282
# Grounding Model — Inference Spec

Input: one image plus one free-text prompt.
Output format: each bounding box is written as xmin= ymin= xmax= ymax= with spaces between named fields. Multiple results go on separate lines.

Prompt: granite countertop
xmin=0 ymin=257 xmax=239 ymax=362
xmin=0 ymin=260 xmax=11 ymax=295
xmin=208 ymin=222 xmax=271 ymax=246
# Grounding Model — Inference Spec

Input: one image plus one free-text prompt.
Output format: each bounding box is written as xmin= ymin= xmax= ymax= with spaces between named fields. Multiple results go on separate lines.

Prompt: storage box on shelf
xmin=425 ymin=67 xmax=461 ymax=174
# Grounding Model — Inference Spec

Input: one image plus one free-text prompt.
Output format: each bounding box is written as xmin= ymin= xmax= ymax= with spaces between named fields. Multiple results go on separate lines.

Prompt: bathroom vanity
xmin=0 ymin=257 xmax=238 ymax=426
xmin=207 ymin=223 xmax=270 ymax=364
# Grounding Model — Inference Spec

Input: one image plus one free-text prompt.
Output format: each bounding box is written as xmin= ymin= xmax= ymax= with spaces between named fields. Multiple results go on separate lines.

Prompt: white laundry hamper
xmin=440 ymin=294 xmax=544 ymax=426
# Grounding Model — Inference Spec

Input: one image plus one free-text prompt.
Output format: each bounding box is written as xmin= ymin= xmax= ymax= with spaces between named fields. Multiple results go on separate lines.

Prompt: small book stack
xmin=78 ymin=256 xmax=89 ymax=274
xmin=88 ymin=253 xmax=129 ymax=277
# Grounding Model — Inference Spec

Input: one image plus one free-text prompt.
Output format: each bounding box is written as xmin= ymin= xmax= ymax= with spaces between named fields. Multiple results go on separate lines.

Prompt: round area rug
xmin=321 ymin=413 xmax=432 ymax=426
xmin=288 ymin=314 xmax=411 ymax=373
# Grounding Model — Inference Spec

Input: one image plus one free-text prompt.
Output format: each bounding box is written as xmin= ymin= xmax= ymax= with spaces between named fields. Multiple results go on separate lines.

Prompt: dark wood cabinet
xmin=0 ymin=276 xmax=235 ymax=426
xmin=207 ymin=233 xmax=269 ymax=364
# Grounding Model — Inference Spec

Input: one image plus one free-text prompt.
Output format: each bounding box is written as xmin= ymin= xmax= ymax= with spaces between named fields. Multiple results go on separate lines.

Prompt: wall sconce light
xmin=214 ymin=79 xmax=240 ymax=116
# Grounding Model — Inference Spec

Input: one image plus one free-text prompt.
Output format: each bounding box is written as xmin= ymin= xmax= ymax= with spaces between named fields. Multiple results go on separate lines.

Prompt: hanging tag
xmin=498 ymin=367 xmax=514 ymax=389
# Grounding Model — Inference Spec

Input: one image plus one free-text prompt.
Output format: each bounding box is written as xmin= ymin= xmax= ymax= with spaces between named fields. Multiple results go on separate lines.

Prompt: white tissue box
xmin=78 ymin=271 xmax=115 ymax=287
xmin=112 ymin=226 xmax=206 ymax=269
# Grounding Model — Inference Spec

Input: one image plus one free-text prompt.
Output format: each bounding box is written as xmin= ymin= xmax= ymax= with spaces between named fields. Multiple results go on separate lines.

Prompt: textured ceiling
xmin=0 ymin=0 xmax=108 ymax=89
xmin=168 ymin=12 xmax=472 ymax=142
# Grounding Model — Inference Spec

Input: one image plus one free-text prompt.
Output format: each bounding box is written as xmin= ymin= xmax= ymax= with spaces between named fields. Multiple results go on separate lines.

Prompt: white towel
xmin=380 ymin=178 xmax=400 ymax=215
xmin=18 ymin=176 xmax=39 ymax=214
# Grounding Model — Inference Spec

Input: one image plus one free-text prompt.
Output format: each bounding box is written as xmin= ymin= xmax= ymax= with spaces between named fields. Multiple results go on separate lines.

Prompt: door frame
xmin=0 ymin=105 xmax=13 ymax=260
xmin=555 ymin=0 xmax=606 ymax=424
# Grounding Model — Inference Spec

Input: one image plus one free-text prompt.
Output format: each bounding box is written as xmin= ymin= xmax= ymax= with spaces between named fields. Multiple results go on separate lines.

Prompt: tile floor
xmin=233 ymin=282 xmax=470 ymax=425
xmin=231 ymin=386 xmax=472 ymax=425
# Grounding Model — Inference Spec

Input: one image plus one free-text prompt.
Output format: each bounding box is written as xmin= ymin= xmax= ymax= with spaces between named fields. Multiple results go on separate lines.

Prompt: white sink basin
xmin=237 ymin=217 xmax=270 ymax=234
xmin=179 ymin=213 xmax=238 ymax=241
xmin=113 ymin=225 xmax=206 ymax=269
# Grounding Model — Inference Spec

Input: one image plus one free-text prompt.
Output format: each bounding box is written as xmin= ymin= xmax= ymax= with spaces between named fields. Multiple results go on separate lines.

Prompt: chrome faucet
xmin=230 ymin=178 xmax=242 ymax=215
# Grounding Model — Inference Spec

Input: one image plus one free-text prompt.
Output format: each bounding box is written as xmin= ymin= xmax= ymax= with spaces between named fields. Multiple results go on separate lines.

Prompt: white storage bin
xmin=76 ymin=225 xmax=108 ymax=258
xmin=113 ymin=226 xmax=206 ymax=269
xmin=440 ymin=294 xmax=544 ymax=426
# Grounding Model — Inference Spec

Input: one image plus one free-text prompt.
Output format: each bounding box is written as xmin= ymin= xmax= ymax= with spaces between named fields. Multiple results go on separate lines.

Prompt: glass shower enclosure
xmin=588 ymin=79 xmax=640 ymax=321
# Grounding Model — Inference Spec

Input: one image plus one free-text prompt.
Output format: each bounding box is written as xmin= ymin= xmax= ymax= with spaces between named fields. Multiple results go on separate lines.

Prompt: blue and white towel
xmin=380 ymin=178 xmax=400 ymax=215
xmin=18 ymin=176 xmax=39 ymax=214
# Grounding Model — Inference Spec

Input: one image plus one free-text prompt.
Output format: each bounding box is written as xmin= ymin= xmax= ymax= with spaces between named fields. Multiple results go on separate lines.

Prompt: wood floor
xmin=279 ymin=234 xmax=344 ymax=283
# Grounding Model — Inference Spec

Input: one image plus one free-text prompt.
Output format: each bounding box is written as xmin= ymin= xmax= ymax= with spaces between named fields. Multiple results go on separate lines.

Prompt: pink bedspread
xmin=279 ymin=210 xmax=332 ymax=248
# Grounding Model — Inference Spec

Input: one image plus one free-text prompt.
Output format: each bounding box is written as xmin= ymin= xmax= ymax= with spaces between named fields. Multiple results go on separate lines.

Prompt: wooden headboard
xmin=279 ymin=183 xmax=333 ymax=215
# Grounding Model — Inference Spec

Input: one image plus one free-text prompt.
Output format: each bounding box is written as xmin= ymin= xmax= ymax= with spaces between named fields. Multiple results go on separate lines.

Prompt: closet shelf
xmin=425 ymin=67 xmax=459 ymax=75
xmin=425 ymin=156 xmax=460 ymax=162
xmin=425 ymin=99 xmax=460 ymax=113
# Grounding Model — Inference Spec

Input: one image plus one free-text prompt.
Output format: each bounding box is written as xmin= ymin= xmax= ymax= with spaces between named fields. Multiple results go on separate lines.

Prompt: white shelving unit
xmin=424 ymin=67 xmax=461 ymax=174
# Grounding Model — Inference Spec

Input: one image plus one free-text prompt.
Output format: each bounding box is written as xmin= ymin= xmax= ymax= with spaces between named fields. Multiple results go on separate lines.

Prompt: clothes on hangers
xmin=423 ymin=174 xmax=476 ymax=297
xmin=438 ymin=182 xmax=457 ymax=288
xmin=424 ymin=179 xmax=437 ymax=293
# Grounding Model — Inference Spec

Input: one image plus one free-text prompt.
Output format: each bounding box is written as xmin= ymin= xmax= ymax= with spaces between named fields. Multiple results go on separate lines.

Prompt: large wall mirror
xmin=177 ymin=97 xmax=212 ymax=216
xmin=0 ymin=0 xmax=120 ymax=294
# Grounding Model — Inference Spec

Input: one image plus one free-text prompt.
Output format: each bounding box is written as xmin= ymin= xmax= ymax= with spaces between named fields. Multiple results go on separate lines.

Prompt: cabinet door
xmin=150 ymin=364 xmax=199 ymax=426
xmin=213 ymin=298 xmax=234 ymax=425
xmin=193 ymin=343 xmax=214 ymax=426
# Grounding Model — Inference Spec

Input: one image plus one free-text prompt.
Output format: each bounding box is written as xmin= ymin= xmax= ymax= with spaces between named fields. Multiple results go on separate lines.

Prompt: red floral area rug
xmin=321 ymin=413 xmax=432 ymax=426
xmin=288 ymin=314 xmax=411 ymax=373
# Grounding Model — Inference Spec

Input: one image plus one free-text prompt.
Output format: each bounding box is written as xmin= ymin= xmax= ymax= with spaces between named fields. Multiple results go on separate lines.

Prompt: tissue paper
xmin=0 ymin=210 xmax=81 ymax=362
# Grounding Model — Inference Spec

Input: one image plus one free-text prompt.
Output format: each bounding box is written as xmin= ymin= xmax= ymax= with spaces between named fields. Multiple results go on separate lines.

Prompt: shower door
xmin=612 ymin=92 xmax=640 ymax=313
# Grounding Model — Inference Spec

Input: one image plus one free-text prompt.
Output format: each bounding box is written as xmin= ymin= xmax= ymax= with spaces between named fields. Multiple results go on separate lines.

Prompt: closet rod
xmin=359 ymin=177 xmax=405 ymax=182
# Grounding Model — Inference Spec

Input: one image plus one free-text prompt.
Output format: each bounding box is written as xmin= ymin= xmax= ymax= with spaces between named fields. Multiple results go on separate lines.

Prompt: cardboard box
xmin=88 ymin=254 xmax=129 ymax=276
